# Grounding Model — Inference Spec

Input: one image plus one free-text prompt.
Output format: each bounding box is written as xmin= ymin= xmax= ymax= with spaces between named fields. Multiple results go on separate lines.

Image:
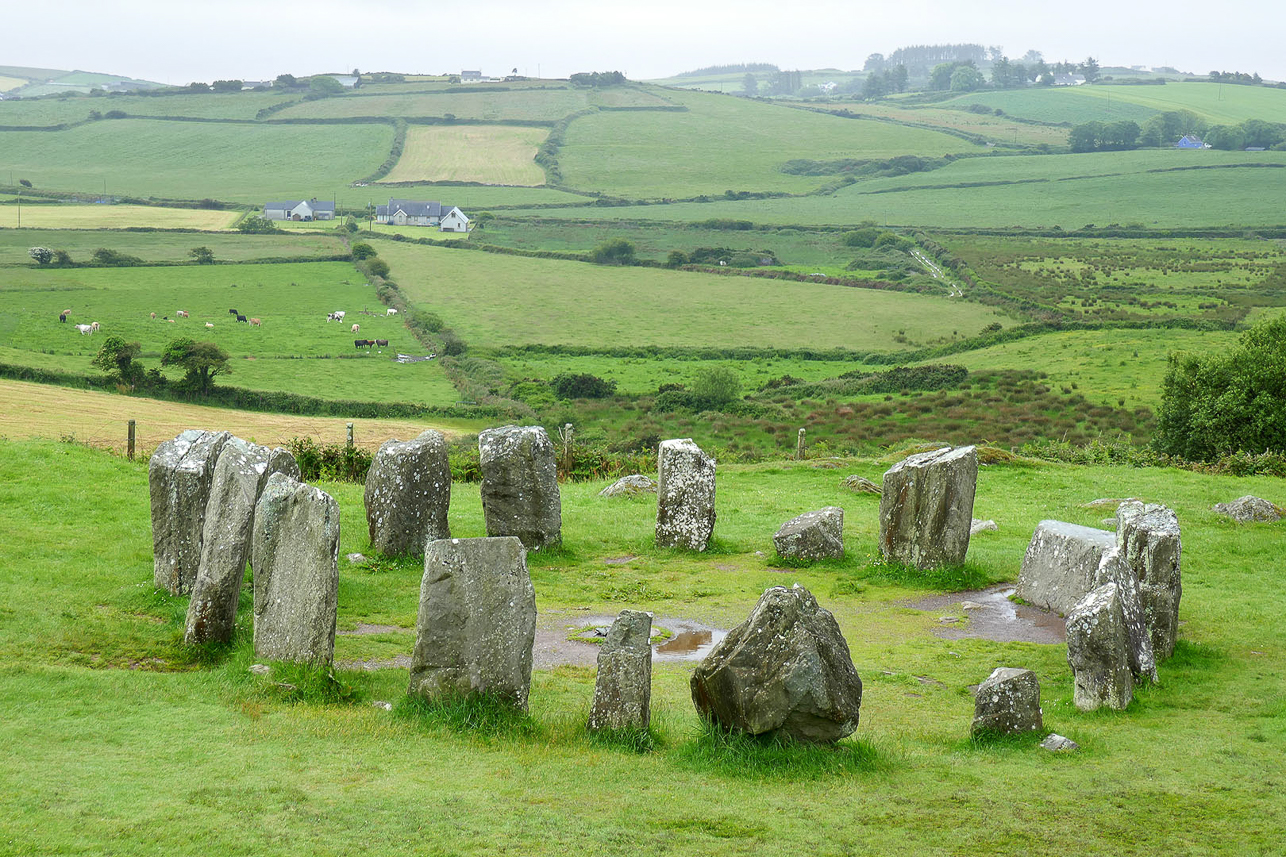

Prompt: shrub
xmin=189 ymin=246 xmax=215 ymax=265
xmin=590 ymin=238 xmax=636 ymax=265
xmin=91 ymin=248 xmax=143 ymax=266
xmin=692 ymin=366 xmax=741 ymax=409
xmin=551 ymin=373 xmax=617 ymax=400
xmin=27 ymin=247 xmax=53 ymax=265
xmin=666 ymin=250 xmax=689 ymax=268
xmin=351 ymin=242 xmax=377 ymax=260
xmin=842 ymin=228 xmax=881 ymax=248
xmin=287 ymin=437 xmax=373 ymax=482
xmin=237 ymin=215 xmax=278 ymax=234
xmin=366 ymin=258 xmax=391 ymax=278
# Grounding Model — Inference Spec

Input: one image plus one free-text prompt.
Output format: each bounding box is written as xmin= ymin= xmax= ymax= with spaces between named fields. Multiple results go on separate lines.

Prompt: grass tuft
xmin=395 ymin=691 xmax=540 ymax=739
xmin=672 ymin=721 xmax=887 ymax=780
xmin=584 ymin=724 xmax=660 ymax=754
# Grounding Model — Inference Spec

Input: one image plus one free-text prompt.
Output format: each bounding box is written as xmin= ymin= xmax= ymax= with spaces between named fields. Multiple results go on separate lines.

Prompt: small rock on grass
xmin=1040 ymin=733 xmax=1079 ymax=752
xmin=970 ymin=519 xmax=998 ymax=535
xmin=346 ymin=553 xmax=368 ymax=565
xmin=1212 ymin=495 xmax=1282 ymax=524
xmin=249 ymin=664 xmax=271 ymax=676
xmin=841 ymin=475 xmax=882 ymax=494
xmin=372 ymin=701 xmax=393 ymax=711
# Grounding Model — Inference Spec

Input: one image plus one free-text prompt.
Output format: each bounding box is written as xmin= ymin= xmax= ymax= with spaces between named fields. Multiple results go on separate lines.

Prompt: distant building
xmin=1175 ymin=135 xmax=1209 ymax=149
xmin=328 ymin=75 xmax=359 ymax=88
xmin=1053 ymin=74 xmax=1087 ymax=86
xmin=461 ymin=70 xmax=483 ymax=82
xmin=439 ymin=208 xmax=471 ymax=233
xmin=263 ymin=199 xmax=336 ymax=221
xmin=374 ymin=199 xmax=469 ymax=231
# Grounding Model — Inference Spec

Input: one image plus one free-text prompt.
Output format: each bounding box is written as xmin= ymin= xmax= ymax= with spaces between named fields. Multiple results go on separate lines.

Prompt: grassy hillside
xmin=0 ymin=229 xmax=348 ymax=266
xmin=0 ymin=92 xmax=295 ymax=125
xmin=0 ymin=203 xmax=238 ymax=230
xmin=384 ymin=125 xmax=546 ymax=185
xmin=274 ymin=87 xmax=587 ymax=121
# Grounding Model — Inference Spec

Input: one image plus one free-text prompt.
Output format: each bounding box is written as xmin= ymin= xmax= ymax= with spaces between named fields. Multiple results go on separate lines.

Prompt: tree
xmin=162 ymin=338 xmax=229 ymax=396
xmin=237 ymin=215 xmax=278 ymax=234
xmin=91 ymin=247 xmax=143 ymax=266
xmin=91 ymin=336 xmax=144 ymax=386
xmin=1079 ymin=56 xmax=1100 ymax=83
xmin=275 ymin=73 xmax=298 ymax=88
xmin=1204 ymin=124 xmax=1246 ymax=150
xmin=990 ymin=56 xmax=1013 ymax=88
xmin=351 ymin=242 xmax=377 ymax=260
xmin=741 ymin=73 xmax=758 ymax=97
xmin=28 ymin=247 xmax=53 ymax=265
xmin=590 ymin=238 xmax=635 ymax=265
xmin=1102 ymin=120 xmax=1140 ymax=150
xmin=950 ymin=64 xmax=984 ymax=92
xmin=864 ymin=53 xmax=886 ymax=72
xmin=189 ymin=246 xmax=215 ymax=265
xmin=551 ymin=373 xmax=617 ymax=399
xmin=309 ymin=76 xmax=344 ymax=94
xmin=212 ymin=79 xmax=243 ymax=93
xmin=692 ymin=366 xmax=741 ymax=409
xmin=1068 ymin=121 xmax=1105 ymax=152
xmin=890 ymin=64 xmax=908 ymax=93
xmin=863 ymin=72 xmax=888 ymax=100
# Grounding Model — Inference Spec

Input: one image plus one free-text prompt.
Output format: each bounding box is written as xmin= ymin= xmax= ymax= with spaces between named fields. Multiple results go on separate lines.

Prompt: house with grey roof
xmin=374 ymin=199 xmax=469 ymax=231
xmin=263 ymin=198 xmax=336 ymax=221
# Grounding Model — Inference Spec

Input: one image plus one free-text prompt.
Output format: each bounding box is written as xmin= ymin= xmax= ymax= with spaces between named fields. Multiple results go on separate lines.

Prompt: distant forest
xmin=677 ymin=63 xmax=779 ymax=77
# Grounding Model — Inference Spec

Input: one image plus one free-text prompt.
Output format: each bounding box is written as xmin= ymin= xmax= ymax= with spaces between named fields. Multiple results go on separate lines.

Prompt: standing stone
xmin=364 ymin=430 xmax=451 ymax=556
xmin=588 ymin=610 xmax=653 ymax=732
xmin=1066 ymin=582 xmax=1134 ymax=711
xmin=1016 ymin=521 xmax=1116 ymax=615
xmin=690 ymin=584 xmax=862 ymax=744
xmin=149 ymin=429 xmax=232 ymax=595
xmin=878 ymin=445 xmax=977 ymax=569
xmin=479 ymin=426 xmax=561 ymax=551
xmin=971 ymin=667 xmax=1043 ymax=736
xmin=185 ymin=439 xmax=299 ymax=645
xmin=1212 ymin=495 xmax=1282 ymax=523
xmin=251 ymin=473 xmax=340 ymax=665
xmin=409 ymin=537 xmax=537 ymax=709
xmin=773 ymin=507 xmax=845 ymax=561
xmin=1092 ymin=546 xmax=1157 ymax=684
xmin=655 ymin=438 xmax=716 ymax=551
xmin=1116 ymin=501 xmax=1182 ymax=661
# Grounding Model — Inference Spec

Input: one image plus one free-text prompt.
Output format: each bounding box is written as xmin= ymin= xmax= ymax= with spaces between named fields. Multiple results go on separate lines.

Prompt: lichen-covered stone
xmin=185 ymin=439 xmax=299 ymax=645
xmin=773 ymin=507 xmax=844 ymax=561
xmin=1115 ymin=501 xmax=1182 ymax=662
xmin=1212 ymin=495 xmax=1281 ymax=523
xmin=364 ymin=430 xmax=451 ymax=556
xmin=599 ymin=474 xmax=657 ymax=498
xmin=656 ymin=438 xmax=716 ymax=551
xmin=971 ymin=667 xmax=1043 ymax=736
xmin=841 ymin=475 xmax=882 ymax=494
xmin=409 ymin=537 xmax=537 ymax=708
xmin=970 ymin=519 xmax=998 ymax=535
xmin=1066 ymin=582 xmax=1134 ymax=711
xmin=149 ymin=429 xmax=231 ymax=595
xmin=878 ymin=445 xmax=977 ymax=569
xmin=1016 ymin=520 xmax=1115 ymax=615
xmin=1040 ymin=733 xmax=1079 ymax=752
xmin=1092 ymin=546 xmax=1157 ymax=685
xmin=479 ymin=426 xmax=561 ymax=551
xmin=690 ymin=584 xmax=862 ymax=744
xmin=251 ymin=473 xmax=339 ymax=665
xmin=588 ymin=610 xmax=653 ymax=731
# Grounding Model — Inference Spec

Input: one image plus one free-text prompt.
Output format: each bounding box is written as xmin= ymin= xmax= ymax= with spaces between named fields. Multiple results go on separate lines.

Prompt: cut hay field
xmin=0 ymin=379 xmax=481 ymax=454
xmin=0 ymin=75 xmax=26 ymax=92
xmin=0 ymin=119 xmax=395 ymax=202
xmin=834 ymin=102 xmax=1069 ymax=147
xmin=383 ymin=125 xmax=546 ymax=185
xmin=0 ymin=91 xmax=294 ymax=125
xmin=274 ymin=87 xmax=586 ymax=121
xmin=0 ymin=203 xmax=239 ymax=230
xmin=0 ymin=229 xmax=348 ymax=266
xmin=376 ymin=241 xmax=1014 ymax=350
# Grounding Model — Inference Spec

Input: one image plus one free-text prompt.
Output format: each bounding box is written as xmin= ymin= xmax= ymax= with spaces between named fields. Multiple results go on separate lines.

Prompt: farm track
xmin=909 ymin=247 xmax=963 ymax=296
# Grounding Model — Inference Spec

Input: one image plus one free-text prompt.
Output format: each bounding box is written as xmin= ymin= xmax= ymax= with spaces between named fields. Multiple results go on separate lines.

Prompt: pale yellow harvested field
xmin=383 ymin=125 xmax=546 ymax=185
xmin=0 ymin=379 xmax=483 ymax=456
xmin=0 ymin=76 xmax=27 ymax=93
xmin=0 ymin=205 xmax=239 ymax=230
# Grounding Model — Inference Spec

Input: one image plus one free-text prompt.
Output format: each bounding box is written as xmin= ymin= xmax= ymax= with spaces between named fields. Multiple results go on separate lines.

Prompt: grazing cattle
xmin=334 ymin=311 xmax=345 ymax=322
xmin=205 ymin=322 xmax=214 ymax=328
xmin=63 ymin=309 xmax=72 ymax=317
xmin=250 ymin=318 xmax=261 ymax=327
xmin=354 ymin=339 xmax=373 ymax=349
xmin=375 ymin=339 xmax=389 ymax=347
xmin=176 ymin=310 xmax=189 ymax=318
xmin=150 ymin=312 xmax=156 ymax=320
xmin=236 ymin=314 xmax=248 ymax=323
xmin=90 ymin=321 xmax=100 ymax=332
xmin=386 ymin=308 xmax=398 ymax=316
xmin=59 ymin=313 xmax=67 ymax=323
xmin=351 ymin=323 xmax=360 ymax=333
xmin=75 ymin=324 xmax=93 ymax=335
xmin=167 ymin=319 xmax=176 ymax=324
xmin=229 ymin=308 xmax=239 ymax=315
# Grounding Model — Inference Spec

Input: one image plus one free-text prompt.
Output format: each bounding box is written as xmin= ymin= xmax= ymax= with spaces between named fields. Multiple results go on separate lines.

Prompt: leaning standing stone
xmin=773 ymin=507 xmax=845 ymax=562
xmin=364 ymin=429 xmax=451 ymax=556
xmin=409 ymin=536 xmax=537 ymax=709
xmin=655 ymin=438 xmax=716 ymax=551
xmin=150 ymin=429 xmax=232 ymax=595
xmin=1116 ymin=501 xmax=1182 ymax=661
xmin=878 ymin=445 xmax=977 ymax=569
xmin=251 ymin=473 xmax=340 ymax=665
xmin=1094 ymin=545 xmax=1157 ymax=684
xmin=185 ymin=439 xmax=299 ymax=645
xmin=1066 ymin=582 xmax=1134 ymax=711
xmin=479 ymin=426 xmax=562 ymax=551
xmin=588 ymin=609 xmax=653 ymax=732
xmin=971 ymin=667 xmax=1043 ymax=736
xmin=690 ymin=584 xmax=862 ymax=744
xmin=1016 ymin=520 xmax=1116 ymax=615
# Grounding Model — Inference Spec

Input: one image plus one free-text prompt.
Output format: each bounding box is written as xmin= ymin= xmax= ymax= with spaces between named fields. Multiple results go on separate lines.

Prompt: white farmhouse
xmin=374 ymin=199 xmax=470 ymax=232
xmin=262 ymin=198 xmax=336 ymax=221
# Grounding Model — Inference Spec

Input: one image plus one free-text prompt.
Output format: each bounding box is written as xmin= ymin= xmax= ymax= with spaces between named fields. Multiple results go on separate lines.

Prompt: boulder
xmin=364 ymin=429 xmax=451 ymax=556
xmin=479 ymin=426 xmax=562 ymax=551
xmin=690 ymin=584 xmax=862 ymax=744
xmin=970 ymin=518 xmax=998 ymax=535
xmin=599 ymin=474 xmax=657 ymax=498
xmin=185 ymin=439 xmax=300 ymax=645
xmin=149 ymin=429 xmax=231 ymax=595
xmin=1016 ymin=520 xmax=1115 ymax=615
xmin=408 ymin=537 xmax=537 ymax=709
xmin=971 ymin=667 xmax=1043 ymax=736
xmin=587 ymin=609 xmax=653 ymax=731
xmin=1212 ymin=495 xmax=1282 ymax=524
xmin=251 ymin=473 xmax=340 ymax=665
xmin=1066 ymin=582 xmax=1134 ymax=711
xmin=655 ymin=438 xmax=717 ymax=551
xmin=1092 ymin=546 xmax=1157 ymax=684
xmin=1040 ymin=733 xmax=1079 ymax=752
xmin=1115 ymin=501 xmax=1182 ymax=661
xmin=841 ymin=475 xmax=882 ymax=494
xmin=878 ymin=445 xmax=977 ymax=569
xmin=773 ymin=507 xmax=844 ymax=562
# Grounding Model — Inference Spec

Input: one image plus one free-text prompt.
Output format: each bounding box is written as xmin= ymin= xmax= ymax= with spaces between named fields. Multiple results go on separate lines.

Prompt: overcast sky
xmin=5 ymin=0 xmax=1283 ymax=84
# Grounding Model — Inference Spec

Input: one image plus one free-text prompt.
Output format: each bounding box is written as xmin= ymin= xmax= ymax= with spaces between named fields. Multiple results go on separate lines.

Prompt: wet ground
xmin=907 ymin=583 xmax=1066 ymax=644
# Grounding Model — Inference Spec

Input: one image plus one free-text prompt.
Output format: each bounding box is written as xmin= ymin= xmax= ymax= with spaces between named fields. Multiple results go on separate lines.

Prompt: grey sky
xmin=5 ymin=0 xmax=1283 ymax=84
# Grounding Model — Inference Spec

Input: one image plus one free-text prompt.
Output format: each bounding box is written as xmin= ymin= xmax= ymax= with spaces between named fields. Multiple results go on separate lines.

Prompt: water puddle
xmin=907 ymin=584 xmax=1065 ymax=644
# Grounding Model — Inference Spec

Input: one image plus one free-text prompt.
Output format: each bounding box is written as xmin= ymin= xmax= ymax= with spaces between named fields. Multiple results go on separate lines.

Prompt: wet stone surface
xmin=908 ymin=584 xmax=1066 ymax=644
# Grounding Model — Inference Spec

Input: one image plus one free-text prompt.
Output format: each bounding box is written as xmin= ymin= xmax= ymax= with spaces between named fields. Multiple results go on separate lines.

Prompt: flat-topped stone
xmin=878 ymin=445 xmax=977 ymax=570
xmin=1016 ymin=520 xmax=1115 ymax=615
xmin=773 ymin=507 xmax=844 ymax=561
xmin=364 ymin=429 xmax=451 ymax=557
xmin=150 ymin=429 xmax=232 ymax=595
xmin=656 ymin=438 xmax=717 ymax=551
xmin=479 ymin=426 xmax=562 ymax=551
xmin=1116 ymin=501 xmax=1182 ymax=661
xmin=1212 ymin=495 xmax=1281 ymax=524
xmin=971 ymin=667 xmax=1043 ymax=736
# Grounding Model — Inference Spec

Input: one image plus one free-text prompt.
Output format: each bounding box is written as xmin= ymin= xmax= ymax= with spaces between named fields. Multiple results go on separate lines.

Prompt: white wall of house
xmin=440 ymin=209 xmax=470 ymax=233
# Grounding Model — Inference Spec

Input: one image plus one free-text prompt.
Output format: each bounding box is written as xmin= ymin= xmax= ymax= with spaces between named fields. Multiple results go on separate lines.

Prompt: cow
xmin=351 ymin=323 xmax=360 ymax=334
xmin=176 ymin=310 xmax=189 ymax=318
xmin=90 ymin=321 xmax=100 ymax=332
xmin=75 ymin=324 xmax=93 ymax=335
xmin=386 ymin=308 xmax=398 ymax=316
xmin=205 ymin=322 xmax=214 ymax=328
xmin=334 ymin=310 xmax=345 ymax=322
xmin=375 ymin=339 xmax=389 ymax=347
xmin=59 ymin=313 xmax=67 ymax=323
xmin=229 ymin=308 xmax=239 ymax=315
xmin=250 ymin=318 xmax=261 ymax=327
xmin=62 ymin=309 xmax=72 ymax=317
xmin=150 ymin=312 xmax=156 ymax=320
xmin=236 ymin=314 xmax=248 ymax=323
xmin=354 ymin=339 xmax=373 ymax=349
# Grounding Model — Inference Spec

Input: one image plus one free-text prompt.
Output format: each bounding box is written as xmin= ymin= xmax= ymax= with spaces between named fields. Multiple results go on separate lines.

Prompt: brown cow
xmin=250 ymin=318 xmax=261 ymax=327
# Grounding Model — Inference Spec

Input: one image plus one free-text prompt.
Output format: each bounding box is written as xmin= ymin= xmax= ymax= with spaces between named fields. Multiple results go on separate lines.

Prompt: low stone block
xmin=479 ymin=426 xmax=562 ymax=551
xmin=878 ymin=445 xmax=977 ymax=569
xmin=588 ymin=609 xmax=653 ymax=732
xmin=599 ymin=474 xmax=657 ymax=498
xmin=656 ymin=438 xmax=716 ymax=551
xmin=1066 ymin=582 xmax=1134 ymax=711
xmin=1212 ymin=495 xmax=1282 ymax=523
xmin=841 ymin=475 xmax=882 ymax=495
xmin=773 ymin=507 xmax=844 ymax=561
xmin=1016 ymin=520 xmax=1115 ymax=615
xmin=971 ymin=667 xmax=1043 ymax=736
xmin=149 ymin=429 xmax=231 ymax=595
xmin=1116 ymin=501 xmax=1182 ymax=662
xmin=364 ymin=429 xmax=451 ymax=557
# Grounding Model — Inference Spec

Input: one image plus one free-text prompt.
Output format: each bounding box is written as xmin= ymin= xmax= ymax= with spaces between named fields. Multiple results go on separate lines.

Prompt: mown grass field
xmin=375 ymin=241 xmax=1012 ymax=350
xmin=0 ymin=91 xmax=295 ymax=124
xmin=0 ymin=229 xmax=348 ymax=265
xmin=1 ymin=440 xmax=1282 ymax=854
xmin=384 ymin=125 xmax=547 ymax=185
xmin=832 ymin=101 xmax=1069 ymax=147
xmin=274 ymin=87 xmax=587 ymax=121
xmin=0 ymin=203 xmax=239 ymax=230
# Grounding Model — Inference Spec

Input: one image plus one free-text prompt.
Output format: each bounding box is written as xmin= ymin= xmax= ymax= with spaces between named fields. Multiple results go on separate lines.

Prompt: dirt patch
xmin=603 ymin=556 xmax=638 ymax=566
xmin=337 ymin=623 xmax=407 ymax=636
xmin=907 ymin=584 xmax=1065 ymax=644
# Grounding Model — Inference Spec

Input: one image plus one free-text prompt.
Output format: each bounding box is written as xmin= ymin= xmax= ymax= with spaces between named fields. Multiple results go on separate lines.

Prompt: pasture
xmin=273 ymin=87 xmax=587 ymax=122
xmin=383 ymin=125 xmax=547 ymax=185
xmin=0 ymin=229 xmax=348 ymax=265
xmin=834 ymin=101 xmax=1069 ymax=148
xmin=0 ymin=203 xmax=239 ymax=231
xmin=1 ymin=440 xmax=1283 ymax=854
xmin=0 ymin=91 xmax=295 ymax=125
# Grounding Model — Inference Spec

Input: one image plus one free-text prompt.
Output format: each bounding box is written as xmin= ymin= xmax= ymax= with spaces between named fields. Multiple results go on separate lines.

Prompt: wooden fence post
xmin=346 ymin=422 xmax=354 ymax=450
xmin=127 ymin=420 xmax=136 ymax=461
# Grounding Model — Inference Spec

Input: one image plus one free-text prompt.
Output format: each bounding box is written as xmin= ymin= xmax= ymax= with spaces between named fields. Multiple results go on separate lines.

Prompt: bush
xmin=590 ymin=239 xmax=636 ymax=265
xmin=286 ymin=437 xmax=372 ymax=482
xmin=666 ymin=250 xmax=689 ymax=268
xmin=351 ymin=242 xmax=377 ymax=260
xmin=28 ymin=247 xmax=53 ymax=265
xmin=551 ymin=373 xmax=617 ymax=400
xmin=237 ymin=215 xmax=278 ymax=234
xmin=91 ymin=248 xmax=143 ymax=266
xmin=842 ymin=228 xmax=882 ymax=248
xmin=366 ymin=258 xmax=391 ymax=278
xmin=189 ymin=246 xmax=215 ymax=265
xmin=692 ymin=366 xmax=741 ymax=409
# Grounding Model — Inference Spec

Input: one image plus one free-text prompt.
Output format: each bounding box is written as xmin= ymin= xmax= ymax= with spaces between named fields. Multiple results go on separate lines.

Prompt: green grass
xmin=0 ymin=91 xmax=295 ymax=125
xmin=274 ymin=87 xmax=588 ymax=121
xmin=0 ymin=229 xmax=349 ymax=266
xmin=939 ymin=88 xmax=1162 ymax=125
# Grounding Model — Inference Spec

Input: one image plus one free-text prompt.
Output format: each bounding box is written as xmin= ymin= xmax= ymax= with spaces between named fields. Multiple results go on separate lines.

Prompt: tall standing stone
xmin=149 ymin=429 xmax=231 ymax=595
xmin=185 ymin=439 xmax=299 ymax=645
xmin=971 ymin=667 xmax=1043 ymax=736
xmin=364 ymin=430 xmax=451 ymax=556
xmin=1093 ymin=545 xmax=1158 ymax=684
xmin=1066 ymin=582 xmax=1134 ymax=711
xmin=588 ymin=610 xmax=653 ymax=732
xmin=409 ymin=537 xmax=537 ymax=709
xmin=655 ymin=438 xmax=716 ymax=551
xmin=479 ymin=426 xmax=561 ymax=551
xmin=251 ymin=473 xmax=340 ymax=665
xmin=1016 ymin=521 xmax=1116 ymax=615
xmin=878 ymin=445 xmax=977 ymax=569
xmin=1116 ymin=501 xmax=1182 ymax=661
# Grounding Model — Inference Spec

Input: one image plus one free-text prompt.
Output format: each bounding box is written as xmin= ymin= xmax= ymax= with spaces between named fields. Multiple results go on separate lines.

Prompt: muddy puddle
xmin=907 ymin=584 xmax=1065 ymax=644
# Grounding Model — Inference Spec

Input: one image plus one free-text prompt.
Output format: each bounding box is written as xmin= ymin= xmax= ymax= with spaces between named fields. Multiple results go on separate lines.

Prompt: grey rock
xmin=1082 ymin=497 xmax=1140 ymax=510
xmin=373 ymin=700 xmax=393 ymax=711
xmin=971 ymin=667 xmax=1043 ymax=736
xmin=409 ymin=537 xmax=537 ymax=708
xmin=479 ymin=426 xmax=562 ymax=551
xmin=1066 ymin=582 xmax=1134 ymax=711
xmin=773 ymin=507 xmax=844 ymax=561
xmin=1040 ymin=733 xmax=1079 ymax=752
xmin=1116 ymin=501 xmax=1183 ymax=661
xmin=970 ymin=518 xmax=998 ymax=535
xmin=841 ymin=475 xmax=882 ymax=494
xmin=346 ymin=553 xmax=368 ymax=565
xmin=149 ymin=429 xmax=232 ymax=595
xmin=1093 ymin=546 xmax=1158 ymax=684
xmin=185 ymin=438 xmax=300 ymax=645
xmin=690 ymin=584 xmax=862 ymax=744
xmin=1212 ymin=495 xmax=1282 ymax=524
xmin=588 ymin=610 xmax=653 ymax=731
xmin=364 ymin=430 xmax=451 ymax=556
xmin=248 ymin=663 xmax=271 ymax=676
xmin=251 ymin=473 xmax=340 ymax=665
xmin=1016 ymin=520 xmax=1116 ymax=615
xmin=655 ymin=438 xmax=717 ymax=551
xmin=878 ymin=445 xmax=977 ymax=569
xmin=599 ymin=474 xmax=657 ymax=498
